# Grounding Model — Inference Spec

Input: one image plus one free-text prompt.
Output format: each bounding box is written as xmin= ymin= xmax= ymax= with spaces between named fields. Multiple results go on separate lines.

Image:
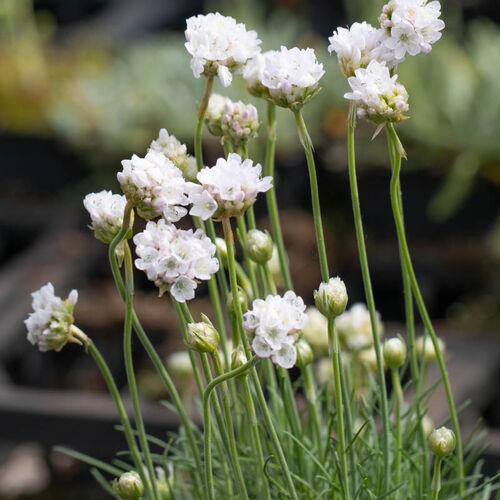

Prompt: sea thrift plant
xmin=23 ymin=7 xmax=497 ymax=500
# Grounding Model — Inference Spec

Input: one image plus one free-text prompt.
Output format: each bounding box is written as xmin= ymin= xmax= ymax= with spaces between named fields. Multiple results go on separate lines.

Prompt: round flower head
xmin=243 ymin=291 xmax=308 ymax=369
xmin=118 ymin=150 xmax=191 ymax=222
xmin=184 ymin=12 xmax=261 ymax=87
xmin=336 ymin=302 xmax=384 ymax=351
xmin=149 ymin=128 xmax=196 ymax=180
xmin=133 ymin=219 xmax=218 ymax=302
xmin=314 ymin=276 xmax=348 ymax=319
xmin=188 ymin=153 xmax=272 ymax=221
xmin=83 ymin=190 xmax=130 ymax=244
xmin=428 ymin=427 xmax=456 ymax=457
xmin=25 ymin=283 xmax=81 ymax=352
xmin=344 ymin=59 xmax=409 ymax=123
xmin=261 ymin=46 xmax=325 ymax=110
xmin=328 ymin=22 xmax=387 ymax=77
xmin=114 ymin=471 xmax=144 ymax=500
xmin=379 ymin=0 xmax=445 ymax=64
xmin=221 ymin=99 xmax=260 ymax=147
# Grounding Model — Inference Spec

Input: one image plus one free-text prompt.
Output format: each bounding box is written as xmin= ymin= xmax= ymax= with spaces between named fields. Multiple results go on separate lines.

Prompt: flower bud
xmin=205 ymin=94 xmax=228 ymax=137
xmin=226 ymin=287 xmax=248 ymax=316
xmin=215 ymin=237 xmax=228 ymax=262
xmin=428 ymin=427 xmax=456 ymax=457
xmin=114 ymin=471 xmax=144 ymax=500
xmin=358 ymin=347 xmax=384 ymax=373
xmin=295 ymin=338 xmax=314 ymax=367
xmin=166 ymin=351 xmax=193 ymax=378
xmin=314 ymin=277 xmax=348 ymax=319
xmin=383 ymin=337 xmax=406 ymax=370
xmin=186 ymin=315 xmax=219 ymax=354
xmin=415 ymin=336 xmax=445 ymax=363
xmin=230 ymin=346 xmax=248 ymax=371
xmin=246 ymin=229 xmax=273 ymax=264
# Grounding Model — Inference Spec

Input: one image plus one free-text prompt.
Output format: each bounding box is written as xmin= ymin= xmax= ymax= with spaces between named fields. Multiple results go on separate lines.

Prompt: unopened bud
xmin=295 ymin=338 xmax=314 ymax=367
xmin=230 ymin=346 xmax=248 ymax=372
xmin=358 ymin=347 xmax=384 ymax=373
xmin=186 ymin=315 xmax=219 ymax=354
xmin=114 ymin=471 xmax=144 ymax=500
xmin=314 ymin=277 xmax=348 ymax=319
xmin=383 ymin=337 xmax=406 ymax=370
xmin=215 ymin=237 xmax=228 ymax=262
xmin=246 ymin=229 xmax=273 ymax=264
xmin=428 ymin=427 xmax=456 ymax=457
xmin=415 ymin=336 xmax=445 ymax=363
xmin=227 ymin=288 xmax=248 ymax=315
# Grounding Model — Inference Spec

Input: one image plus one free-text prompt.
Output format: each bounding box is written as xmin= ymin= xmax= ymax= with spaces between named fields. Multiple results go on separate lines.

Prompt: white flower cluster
xmin=133 ymin=219 xmax=218 ymax=302
xmin=189 ymin=153 xmax=272 ymax=220
xmin=336 ymin=302 xmax=384 ymax=351
xmin=184 ymin=12 xmax=261 ymax=87
xmin=221 ymin=100 xmax=260 ymax=147
xmin=118 ymin=150 xmax=190 ymax=222
xmin=379 ymin=0 xmax=444 ymax=61
xmin=25 ymin=283 xmax=78 ymax=352
xmin=243 ymin=291 xmax=308 ymax=369
xmin=83 ymin=190 xmax=128 ymax=244
xmin=345 ymin=60 xmax=409 ymax=123
xmin=258 ymin=46 xmax=325 ymax=110
xmin=149 ymin=128 xmax=197 ymax=181
xmin=243 ymin=51 xmax=271 ymax=98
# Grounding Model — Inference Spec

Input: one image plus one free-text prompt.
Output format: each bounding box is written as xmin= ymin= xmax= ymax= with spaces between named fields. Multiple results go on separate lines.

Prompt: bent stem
xmin=347 ymin=103 xmax=390 ymax=494
xmin=264 ymin=102 xmax=293 ymax=290
xmin=386 ymin=123 xmax=463 ymax=496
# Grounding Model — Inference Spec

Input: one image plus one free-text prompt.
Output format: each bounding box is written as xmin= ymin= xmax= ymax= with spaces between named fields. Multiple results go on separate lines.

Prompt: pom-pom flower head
xmin=133 ymin=219 xmax=219 ymax=302
xmin=221 ymin=100 xmax=260 ymax=147
xmin=83 ymin=190 xmax=130 ymax=244
xmin=243 ymin=291 xmax=308 ymax=369
xmin=328 ymin=22 xmax=386 ymax=77
xmin=118 ymin=150 xmax=191 ymax=222
xmin=188 ymin=153 xmax=272 ymax=221
xmin=344 ymin=59 xmax=409 ymax=123
xmin=261 ymin=46 xmax=325 ymax=110
xmin=25 ymin=283 xmax=83 ymax=352
xmin=184 ymin=12 xmax=261 ymax=87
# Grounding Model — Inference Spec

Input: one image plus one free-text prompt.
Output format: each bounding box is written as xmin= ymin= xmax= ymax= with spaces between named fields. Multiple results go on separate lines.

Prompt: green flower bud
xmin=215 ymin=237 xmax=228 ymax=263
xmin=186 ymin=315 xmax=219 ymax=354
xmin=428 ymin=427 xmax=456 ymax=457
xmin=114 ymin=471 xmax=144 ymax=500
xmin=383 ymin=337 xmax=406 ymax=370
xmin=295 ymin=338 xmax=314 ymax=367
xmin=226 ymin=287 xmax=248 ymax=315
xmin=245 ymin=229 xmax=274 ymax=264
xmin=230 ymin=346 xmax=248 ymax=373
xmin=313 ymin=277 xmax=348 ymax=319
xmin=415 ymin=336 xmax=445 ymax=363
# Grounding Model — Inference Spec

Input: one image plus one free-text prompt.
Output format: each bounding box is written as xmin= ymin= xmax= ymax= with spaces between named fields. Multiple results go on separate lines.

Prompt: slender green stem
xmin=86 ymin=341 xmax=147 ymax=489
xmin=294 ymin=109 xmax=329 ymax=282
xmin=264 ymin=103 xmax=293 ymax=290
xmin=123 ymin=244 xmax=159 ymax=500
xmin=392 ymin=368 xmax=404 ymax=500
xmin=302 ymin=364 xmax=322 ymax=456
xmin=431 ymin=457 xmax=442 ymax=500
xmin=222 ymin=216 xmax=298 ymax=500
xmin=195 ymin=75 xmax=214 ymax=172
xmin=236 ymin=216 xmax=259 ymax=298
xmin=386 ymin=122 xmax=463 ymax=496
xmin=328 ymin=319 xmax=350 ymax=499
xmin=347 ymin=104 xmax=390 ymax=493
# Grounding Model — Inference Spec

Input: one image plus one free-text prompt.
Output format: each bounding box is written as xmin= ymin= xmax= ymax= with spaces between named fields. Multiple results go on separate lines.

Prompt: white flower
xmin=221 ymin=99 xmax=260 ymax=146
xmin=149 ymin=128 xmax=195 ymax=179
xmin=205 ymin=94 xmax=230 ymax=137
xmin=118 ymin=150 xmax=191 ymax=222
xmin=184 ymin=12 xmax=261 ymax=87
xmin=344 ymin=59 xmax=409 ymax=123
xmin=379 ymin=0 xmax=445 ymax=63
xmin=243 ymin=291 xmax=308 ymax=369
xmin=336 ymin=302 xmax=384 ymax=351
xmin=83 ymin=190 xmax=128 ymax=244
xmin=261 ymin=46 xmax=325 ymax=109
xmin=25 ymin=283 xmax=79 ymax=352
xmin=133 ymin=219 xmax=218 ymax=302
xmin=243 ymin=51 xmax=272 ymax=98
xmin=188 ymin=153 xmax=272 ymax=220
xmin=328 ymin=22 xmax=387 ymax=77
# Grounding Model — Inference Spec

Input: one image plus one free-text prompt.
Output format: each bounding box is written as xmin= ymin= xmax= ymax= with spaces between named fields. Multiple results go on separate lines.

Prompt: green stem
xmin=431 ymin=457 xmax=442 ymax=500
xmin=347 ymin=104 xmax=390 ymax=493
xmin=392 ymin=368 xmax=403 ymax=500
xmin=195 ymin=75 xmax=214 ymax=172
xmin=293 ymin=109 xmax=329 ymax=282
xmin=328 ymin=319 xmax=350 ymax=499
xmin=302 ymin=364 xmax=322 ymax=456
xmin=222 ymin=216 xmax=298 ymax=500
xmin=123 ymin=244 xmax=159 ymax=500
xmin=264 ymin=103 xmax=293 ymax=290
xmin=386 ymin=122 xmax=463 ymax=497
xmin=236 ymin=216 xmax=259 ymax=298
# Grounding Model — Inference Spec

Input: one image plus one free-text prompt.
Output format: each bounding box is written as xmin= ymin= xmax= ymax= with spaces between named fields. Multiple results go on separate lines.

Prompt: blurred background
xmin=0 ymin=0 xmax=499 ymax=497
